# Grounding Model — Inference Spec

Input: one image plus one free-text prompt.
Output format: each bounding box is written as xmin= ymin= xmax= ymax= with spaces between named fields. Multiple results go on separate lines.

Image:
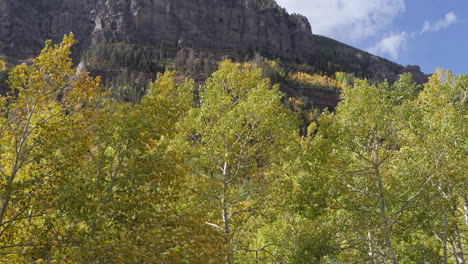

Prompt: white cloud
xmin=368 ymin=32 xmax=408 ymax=60
xmin=421 ymin=12 xmax=457 ymax=33
xmin=275 ymin=0 xmax=406 ymax=43
xmin=366 ymin=12 xmax=457 ymax=61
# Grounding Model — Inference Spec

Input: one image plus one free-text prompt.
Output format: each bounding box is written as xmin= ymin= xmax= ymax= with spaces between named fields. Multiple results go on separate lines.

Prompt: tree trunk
xmin=442 ymin=209 xmax=449 ymax=264
xmin=0 ymin=186 xmax=12 ymax=228
xmin=221 ymin=160 xmax=230 ymax=234
xmin=368 ymin=231 xmax=377 ymax=264
xmin=464 ymin=195 xmax=468 ymax=229
xmin=222 ymin=196 xmax=230 ymax=234
xmin=221 ymin=160 xmax=233 ymax=264
xmin=453 ymin=224 xmax=465 ymax=264
xmin=0 ymin=166 xmax=19 ymax=229
xmin=375 ymin=163 xmax=398 ymax=264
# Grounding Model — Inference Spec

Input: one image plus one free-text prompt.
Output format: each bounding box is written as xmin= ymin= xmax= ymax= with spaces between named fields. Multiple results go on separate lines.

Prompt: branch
xmin=377 ymin=153 xmax=390 ymax=166
xmin=0 ymin=243 xmax=42 ymax=250
xmin=391 ymin=175 xmax=434 ymax=225
xmin=188 ymin=168 xmax=224 ymax=183
xmin=229 ymin=207 xmax=260 ymax=221
xmin=236 ymin=243 xmax=289 ymax=263
xmin=339 ymin=240 xmax=389 ymax=258
xmin=331 ymin=207 xmax=376 ymax=214
xmin=351 ymin=148 xmax=374 ymax=165
xmin=432 ymin=231 xmax=457 ymax=255
xmin=345 ymin=168 xmax=374 ymax=175
xmin=237 ymin=243 xmax=282 ymax=252
xmin=0 ymin=213 xmax=43 ymax=227
xmin=0 ymin=195 xmax=37 ymax=237
xmin=186 ymin=187 xmax=220 ymax=201
xmin=346 ymin=184 xmax=378 ymax=200
xmin=0 ymin=167 xmax=7 ymax=178
xmin=205 ymin=222 xmax=223 ymax=231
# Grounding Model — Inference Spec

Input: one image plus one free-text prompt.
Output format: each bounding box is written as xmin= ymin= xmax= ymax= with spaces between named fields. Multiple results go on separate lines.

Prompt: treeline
xmin=82 ymin=42 xmax=167 ymax=73
xmin=0 ymin=35 xmax=466 ymax=263
xmin=311 ymin=35 xmax=403 ymax=79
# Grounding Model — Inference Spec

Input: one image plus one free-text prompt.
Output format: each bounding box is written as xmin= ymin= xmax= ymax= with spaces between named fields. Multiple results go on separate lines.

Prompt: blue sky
xmin=275 ymin=0 xmax=467 ymax=75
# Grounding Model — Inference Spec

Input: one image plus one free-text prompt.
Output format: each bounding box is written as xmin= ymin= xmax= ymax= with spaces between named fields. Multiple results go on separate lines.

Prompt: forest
xmin=0 ymin=35 xmax=466 ymax=263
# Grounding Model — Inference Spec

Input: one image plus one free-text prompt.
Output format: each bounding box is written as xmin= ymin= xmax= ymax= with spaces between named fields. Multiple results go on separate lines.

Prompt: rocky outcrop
xmin=0 ymin=0 xmax=97 ymax=63
xmin=367 ymin=64 xmax=429 ymax=84
xmin=401 ymin=65 xmax=429 ymax=83
xmin=0 ymin=0 xmax=315 ymax=64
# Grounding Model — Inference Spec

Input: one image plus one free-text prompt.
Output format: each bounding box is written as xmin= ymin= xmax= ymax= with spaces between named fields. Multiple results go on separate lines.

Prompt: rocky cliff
xmin=0 ymin=0 xmax=315 ymax=64
xmin=0 ymin=0 xmax=97 ymax=63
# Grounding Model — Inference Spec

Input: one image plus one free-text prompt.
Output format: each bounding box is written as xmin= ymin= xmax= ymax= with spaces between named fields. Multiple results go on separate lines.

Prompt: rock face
xmin=0 ymin=0 xmax=97 ymax=63
xmin=0 ymin=0 xmax=315 ymax=64
xmin=367 ymin=63 xmax=429 ymax=84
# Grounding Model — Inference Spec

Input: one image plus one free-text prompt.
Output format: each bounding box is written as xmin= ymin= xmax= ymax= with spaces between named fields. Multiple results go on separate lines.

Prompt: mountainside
xmin=0 ymin=0 xmax=428 ymax=107
xmin=311 ymin=35 xmax=428 ymax=83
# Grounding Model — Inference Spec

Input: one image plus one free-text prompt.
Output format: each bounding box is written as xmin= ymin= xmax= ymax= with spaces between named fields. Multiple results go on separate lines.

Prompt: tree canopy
xmin=0 ymin=35 xmax=466 ymax=263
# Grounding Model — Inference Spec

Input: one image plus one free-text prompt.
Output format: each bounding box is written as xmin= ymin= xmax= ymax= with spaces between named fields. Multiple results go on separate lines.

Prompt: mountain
xmin=0 ymin=0 xmax=427 ymax=106
xmin=311 ymin=35 xmax=428 ymax=84
xmin=0 ymin=0 xmax=314 ymax=63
